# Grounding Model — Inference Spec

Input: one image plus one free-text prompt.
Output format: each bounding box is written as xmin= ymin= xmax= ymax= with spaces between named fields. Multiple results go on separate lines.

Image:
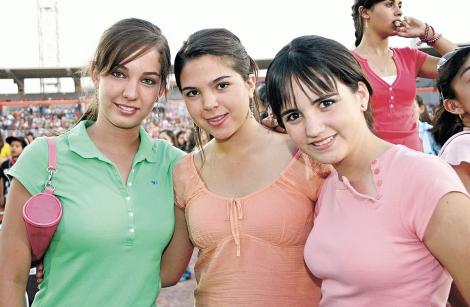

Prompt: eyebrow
xmin=112 ymin=64 xmax=161 ymax=77
xmin=181 ymin=75 xmax=232 ymax=92
xmin=280 ymin=92 xmax=336 ymax=117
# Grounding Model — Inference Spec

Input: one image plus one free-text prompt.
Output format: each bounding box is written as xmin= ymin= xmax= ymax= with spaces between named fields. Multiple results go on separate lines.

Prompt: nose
xmin=304 ymin=114 xmax=325 ymax=138
xmin=123 ymin=80 xmax=138 ymax=100
xmin=394 ymin=3 xmax=402 ymax=16
xmin=202 ymin=91 xmax=218 ymax=110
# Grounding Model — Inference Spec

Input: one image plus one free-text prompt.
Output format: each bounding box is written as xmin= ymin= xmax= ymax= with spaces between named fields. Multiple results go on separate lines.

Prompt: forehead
xmin=180 ymin=55 xmax=236 ymax=84
xmin=281 ymin=75 xmax=337 ymax=110
xmin=121 ymin=48 xmax=161 ymax=72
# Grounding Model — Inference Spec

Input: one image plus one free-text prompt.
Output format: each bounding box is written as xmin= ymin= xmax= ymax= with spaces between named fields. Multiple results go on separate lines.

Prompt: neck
xmin=87 ymin=120 xmax=141 ymax=152
xmin=210 ymin=115 xmax=265 ymax=157
xmin=355 ymin=30 xmax=391 ymax=56
xmin=334 ymin=131 xmax=391 ymax=185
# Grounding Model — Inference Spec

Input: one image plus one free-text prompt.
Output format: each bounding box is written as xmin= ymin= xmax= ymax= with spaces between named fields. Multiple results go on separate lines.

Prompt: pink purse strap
xmin=47 ymin=138 xmax=57 ymax=170
xmin=45 ymin=138 xmax=57 ymax=194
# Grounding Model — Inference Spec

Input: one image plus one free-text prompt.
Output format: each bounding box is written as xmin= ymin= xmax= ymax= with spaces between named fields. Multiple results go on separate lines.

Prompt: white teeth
xmin=207 ymin=115 xmax=225 ymax=122
xmin=118 ymin=105 xmax=136 ymax=112
xmin=313 ymin=136 xmax=333 ymax=146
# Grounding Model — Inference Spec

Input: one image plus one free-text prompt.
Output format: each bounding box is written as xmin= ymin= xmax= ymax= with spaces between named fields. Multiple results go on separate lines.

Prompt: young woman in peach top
xmin=160 ymin=28 xmax=328 ymax=306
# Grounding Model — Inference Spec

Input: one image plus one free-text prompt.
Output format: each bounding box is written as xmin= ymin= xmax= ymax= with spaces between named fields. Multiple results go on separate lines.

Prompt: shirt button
xmin=127 ymin=182 xmax=132 ymax=187
xmin=389 ymin=87 xmax=392 ymax=91
xmin=125 ymin=196 xmax=131 ymax=201
xmin=371 ymin=159 xmax=377 ymax=165
xmin=128 ymin=212 xmax=134 ymax=217
xmin=129 ymin=228 xmax=135 ymax=233
xmin=390 ymin=104 xmax=394 ymax=108
xmin=391 ymin=96 xmax=394 ymax=100
xmin=132 ymin=169 xmax=135 ymax=173
xmin=373 ymin=168 xmax=380 ymax=175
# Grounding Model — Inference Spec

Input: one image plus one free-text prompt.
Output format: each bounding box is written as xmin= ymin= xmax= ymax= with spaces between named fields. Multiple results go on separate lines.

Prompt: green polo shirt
xmin=9 ymin=121 xmax=185 ymax=306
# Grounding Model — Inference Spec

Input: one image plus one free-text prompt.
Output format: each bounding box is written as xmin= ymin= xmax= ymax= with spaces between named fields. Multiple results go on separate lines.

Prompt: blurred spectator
xmin=256 ymin=83 xmax=270 ymax=120
xmin=175 ymin=130 xmax=188 ymax=152
xmin=158 ymin=129 xmax=177 ymax=146
xmin=414 ymin=96 xmax=440 ymax=155
xmin=0 ymin=136 xmax=27 ymax=213
xmin=0 ymin=132 xmax=11 ymax=163
xmin=25 ymin=131 xmax=35 ymax=145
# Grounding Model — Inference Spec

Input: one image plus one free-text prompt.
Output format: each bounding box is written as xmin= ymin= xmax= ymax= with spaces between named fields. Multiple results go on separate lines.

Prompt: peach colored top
xmin=174 ymin=151 xmax=327 ymax=307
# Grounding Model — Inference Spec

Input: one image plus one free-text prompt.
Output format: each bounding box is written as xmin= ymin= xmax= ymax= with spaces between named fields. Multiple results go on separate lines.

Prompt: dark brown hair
xmin=351 ymin=0 xmax=384 ymax=47
xmin=78 ymin=18 xmax=171 ymax=123
xmin=265 ymin=35 xmax=374 ymax=130
xmin=174 ymin=28 xmax=260 ymax=161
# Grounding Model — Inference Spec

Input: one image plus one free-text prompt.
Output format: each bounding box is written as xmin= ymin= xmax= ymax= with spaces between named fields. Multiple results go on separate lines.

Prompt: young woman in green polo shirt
xmin=0 ymin=18 xmax=184 ymax=306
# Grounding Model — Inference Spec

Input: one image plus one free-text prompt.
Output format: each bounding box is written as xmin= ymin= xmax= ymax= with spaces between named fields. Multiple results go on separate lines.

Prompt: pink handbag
xmin=22 ymin=138 xmax=63 ymax=261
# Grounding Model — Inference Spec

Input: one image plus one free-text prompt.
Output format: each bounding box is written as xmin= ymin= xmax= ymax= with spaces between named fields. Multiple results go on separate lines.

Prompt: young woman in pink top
xmin=159 ymin=29 xmax=328 ymax=306
xmin=351 ymin=0 xmax=458 ymax=151
xmin=433 ymin=46 xmax=470 ymax=307
xmin=265 ymin=35 xmax=470 ymax=306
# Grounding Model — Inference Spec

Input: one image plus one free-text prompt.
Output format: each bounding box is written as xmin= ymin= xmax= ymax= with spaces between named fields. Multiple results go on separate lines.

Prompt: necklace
xmin=369 ymin=49 xmax=393 ymax=76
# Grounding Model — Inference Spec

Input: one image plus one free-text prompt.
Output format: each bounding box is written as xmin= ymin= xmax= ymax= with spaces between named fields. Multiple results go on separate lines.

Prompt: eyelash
xmin=111 ymin=71 xmax=157 ymax=86
xmin=319 ymin=99 xmax=336 ymax=109
xmin=284 ymin=112 xmax=301 ymax=123
xmin=216 ymin=82 xmax=229 ymax=90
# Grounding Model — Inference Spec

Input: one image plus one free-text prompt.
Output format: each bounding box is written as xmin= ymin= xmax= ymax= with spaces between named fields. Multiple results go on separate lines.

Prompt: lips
xmin=115 ymin=103 xmax=139 ymax=115
xmin=206 ymin=113 xmax=228 ymax=126
xmin=310 ymin=134 xmax=336 ymax=151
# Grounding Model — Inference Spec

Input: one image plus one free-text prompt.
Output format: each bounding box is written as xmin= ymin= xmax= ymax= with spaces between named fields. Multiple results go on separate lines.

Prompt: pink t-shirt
xmin=353 ymin=48 xmax=427 ymax=151
xmin=439 ymin=131 xmax=470 ymax=167
xmin=304 ymin=145 xmax=467 ymax=307
xmin=174 ymin=151 xmax=328 ymax=306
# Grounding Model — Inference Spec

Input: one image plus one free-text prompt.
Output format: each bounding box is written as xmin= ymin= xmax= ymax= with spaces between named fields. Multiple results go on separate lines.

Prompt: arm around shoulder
xmin=424 ymin=191 xmax=470 ymax=305
xmin=0 ymin=179 xmax=34 ymax=306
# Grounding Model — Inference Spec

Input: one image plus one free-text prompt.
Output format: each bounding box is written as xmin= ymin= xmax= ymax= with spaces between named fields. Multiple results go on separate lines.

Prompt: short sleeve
xmin=414 ymin=48 xmax=428 ymax=75
xmin=7 ymin=137 xmax=49 ymax=195
xmin=439 ymin=132 xmax=470 ymax=166
xmin=401 ymin=155 xmax=467 ymax=240
xmin=172 ymin=155 xmax=192 ymax=209
xmin=284 ymin=152 xmax=329 ymax=203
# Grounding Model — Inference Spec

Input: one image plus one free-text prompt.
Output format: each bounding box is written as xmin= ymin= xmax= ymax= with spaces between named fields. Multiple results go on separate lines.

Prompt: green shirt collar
xmin=68 ymin=120 xmax=158 ymax=163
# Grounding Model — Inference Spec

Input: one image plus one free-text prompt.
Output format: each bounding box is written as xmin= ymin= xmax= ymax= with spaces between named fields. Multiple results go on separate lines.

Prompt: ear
xmin=246 ymin=74 xmax=256 ymax=99
xmin=359 ymin=6 xmax=370 ymax=20
xmin=357 ymin=81 xmax=370 ymax=111
xmin=91 ymin=66 xmax=100 ymax=88
xmin=443 ymin=98 xmax=465 ymax=115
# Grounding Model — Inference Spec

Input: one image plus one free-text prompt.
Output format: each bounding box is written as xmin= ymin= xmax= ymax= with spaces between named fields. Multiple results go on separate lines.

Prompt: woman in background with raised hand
xmin=265 ymin=34 xmax=470 ymax=306
xmin=160 ymin=28 xmax=327 ymax=306
xmin=0 ymin=18 xmax=184 ymax=306
xmin=351 ymin=0 xmax=457 ymax=151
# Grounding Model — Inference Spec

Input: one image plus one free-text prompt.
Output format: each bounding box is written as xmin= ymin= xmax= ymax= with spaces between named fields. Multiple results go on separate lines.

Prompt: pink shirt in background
xmin=174 ymin=152 xmax=328 ymax=306
xmin=353 ymin=48 xmax=427 ymax=151
xmin=304 ymin=145 xmax=467 ymax=307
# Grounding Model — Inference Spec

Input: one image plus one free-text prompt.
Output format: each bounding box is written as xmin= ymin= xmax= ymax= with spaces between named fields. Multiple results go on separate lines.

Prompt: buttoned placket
xmin=388 ymin=86 xmax=395 ymax=113
xmin=124 ymin=167 xmax=137 ymax=242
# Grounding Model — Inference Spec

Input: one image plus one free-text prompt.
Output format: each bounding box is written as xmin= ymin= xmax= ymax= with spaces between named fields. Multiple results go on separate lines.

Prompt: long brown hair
xmin=174 ymin=28 xmax=260 ymax=163
xmin=77 ymin=18 xmax=171 ymax=124
xmin=351 ymin=0 xmax=384 ymax=47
